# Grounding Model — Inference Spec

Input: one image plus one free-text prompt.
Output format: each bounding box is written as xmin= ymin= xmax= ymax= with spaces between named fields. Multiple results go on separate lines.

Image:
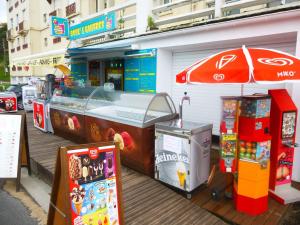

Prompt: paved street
xmin=0 ymin=180 xmax=38 ymax=225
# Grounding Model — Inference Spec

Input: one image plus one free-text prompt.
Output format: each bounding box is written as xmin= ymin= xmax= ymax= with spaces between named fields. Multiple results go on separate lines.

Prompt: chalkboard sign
xmin=0 ymin=112 xmax=31 ymax=191
xmin=48 ymin=142 xmax=124 ymax=225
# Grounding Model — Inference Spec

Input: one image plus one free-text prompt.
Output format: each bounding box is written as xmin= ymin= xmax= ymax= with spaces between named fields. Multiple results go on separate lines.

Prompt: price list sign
xmin=0 ymin=114 xmax=22 ymax=178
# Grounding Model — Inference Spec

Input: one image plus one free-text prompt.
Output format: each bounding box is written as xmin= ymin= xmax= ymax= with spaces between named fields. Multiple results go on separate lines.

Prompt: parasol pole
xmin=242 ymin=45 xmax=254 ymax=97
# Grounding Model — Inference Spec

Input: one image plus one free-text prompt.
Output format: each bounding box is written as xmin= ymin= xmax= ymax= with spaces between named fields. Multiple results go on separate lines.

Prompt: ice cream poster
xmin=33 ymin=102 xmax=45 ymax=130
xmin=51 ymin=16 xmax=69 ymax=37
xmin=67 ymin=146 xmax=120 ymax=225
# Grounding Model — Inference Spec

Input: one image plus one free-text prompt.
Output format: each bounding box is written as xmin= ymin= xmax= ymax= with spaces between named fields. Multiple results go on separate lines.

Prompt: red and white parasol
xmin=176 ymin=46 xmax=300 ymax=84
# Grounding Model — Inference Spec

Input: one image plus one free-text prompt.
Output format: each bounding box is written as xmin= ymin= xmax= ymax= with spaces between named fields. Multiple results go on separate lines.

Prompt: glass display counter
xmin=49 ymin=86 xmax=177 ymax=176
xmin=49 ymin=87 xmax=96 ymax=143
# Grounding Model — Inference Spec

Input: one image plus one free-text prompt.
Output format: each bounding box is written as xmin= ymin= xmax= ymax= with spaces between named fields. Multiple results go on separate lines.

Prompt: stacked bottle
xmin=234 ymin=95 xmax=272 ymax=215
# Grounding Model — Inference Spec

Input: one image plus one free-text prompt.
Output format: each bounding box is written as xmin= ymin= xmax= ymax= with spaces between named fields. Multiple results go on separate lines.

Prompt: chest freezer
xmin=155 ymin=119 xmax=213 ymax=194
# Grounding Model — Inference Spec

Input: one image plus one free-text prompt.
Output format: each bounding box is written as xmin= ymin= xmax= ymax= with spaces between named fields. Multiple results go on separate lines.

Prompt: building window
xmin=104 ymin=0 xmax=108 ymax=8
xmin=10 ymin=18 xmax=14 ymax=29
xmin=17 ymin=38 xmax=20 ymax=46
xmin=43 ymin=13 xmax=47 ymax=23
xmin=16 ymin=14 xmax=19 ymax=26
xmin=163 ymin=0 xmax=171 ymax=4
xmin=22 ymin=9 xmax=26 ymax=21
xmin=44 ymin=38 xmax=48 ymax=47
xmin=53 ymin=37 xmax=61 ymax=44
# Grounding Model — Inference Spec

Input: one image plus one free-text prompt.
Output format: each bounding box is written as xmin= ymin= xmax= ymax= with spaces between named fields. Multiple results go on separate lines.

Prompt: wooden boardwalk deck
xmin=25 ymin=112 xmax=292 ymax=225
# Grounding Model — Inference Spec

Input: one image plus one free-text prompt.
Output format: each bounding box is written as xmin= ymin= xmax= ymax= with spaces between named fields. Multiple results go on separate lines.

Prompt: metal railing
xmin=81 ymin=0 xmax=137 ymax=45
xmin=151 ymin=0 xmax=300 ymax=29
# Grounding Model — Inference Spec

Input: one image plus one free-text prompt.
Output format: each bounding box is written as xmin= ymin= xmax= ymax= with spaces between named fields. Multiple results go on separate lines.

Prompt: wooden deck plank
xmin=25 ymin=112 xmax=223 ymax=225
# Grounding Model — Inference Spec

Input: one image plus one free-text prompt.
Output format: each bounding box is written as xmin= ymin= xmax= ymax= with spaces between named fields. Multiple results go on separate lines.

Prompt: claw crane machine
xmin=268 ymin=89 xmax=300 ymax=204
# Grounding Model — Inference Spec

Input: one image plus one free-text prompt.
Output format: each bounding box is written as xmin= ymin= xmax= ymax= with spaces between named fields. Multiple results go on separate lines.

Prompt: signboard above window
xmin=69 ymin=12 xmax=116 ymax=40
xmin=51 ymin=16 xmax=69 ymax=37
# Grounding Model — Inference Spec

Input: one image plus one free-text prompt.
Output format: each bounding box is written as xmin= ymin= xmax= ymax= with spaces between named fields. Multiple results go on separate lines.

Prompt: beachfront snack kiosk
xmin=49 ymin=86 xmax=178 ymax=176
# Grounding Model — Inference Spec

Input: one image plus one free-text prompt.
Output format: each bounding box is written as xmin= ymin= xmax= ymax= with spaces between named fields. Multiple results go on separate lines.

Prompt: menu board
xmin=67 ymin=146 xmax=121 ymax=225
xmin=124 ymin=48 xmax=157 ymax=93
xmin=0 ymin=114 xmax=22 ymax=178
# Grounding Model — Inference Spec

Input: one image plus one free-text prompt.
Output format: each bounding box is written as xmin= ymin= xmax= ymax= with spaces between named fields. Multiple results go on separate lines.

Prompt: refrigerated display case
xmin=22 ymin=85 xmax=37 ymax=111
xmin=0 ymin=92 xmax=17 ymax=113
xmin=50 ymin=86 xmax=96 ymax=143
xmin=85 ymin=87 xmax=177 ymax=176
xmin=154 ymin=120 xmax=213 ymax=197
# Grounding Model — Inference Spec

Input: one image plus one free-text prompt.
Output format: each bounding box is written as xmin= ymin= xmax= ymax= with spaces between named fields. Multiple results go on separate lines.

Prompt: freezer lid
xmin=155 ymin=119 xmax=213 ymax=135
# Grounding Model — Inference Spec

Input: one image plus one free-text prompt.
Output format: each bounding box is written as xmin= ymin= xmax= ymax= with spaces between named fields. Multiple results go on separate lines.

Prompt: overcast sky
xmin=0 ymin=1 xmax=7 ymax=23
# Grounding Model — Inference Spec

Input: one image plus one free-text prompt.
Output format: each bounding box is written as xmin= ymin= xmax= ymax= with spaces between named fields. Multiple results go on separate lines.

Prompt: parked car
xmin=6 ymin=84 xmax=26 ymax=110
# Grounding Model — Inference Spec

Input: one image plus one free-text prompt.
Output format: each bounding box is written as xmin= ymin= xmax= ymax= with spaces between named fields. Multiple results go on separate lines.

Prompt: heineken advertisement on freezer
xmin=155 ymin=120 xmax=213 ymax=193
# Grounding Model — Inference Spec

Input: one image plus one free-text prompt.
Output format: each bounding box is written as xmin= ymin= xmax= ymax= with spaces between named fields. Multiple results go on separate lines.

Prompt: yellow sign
xmin=12 ymin=54 xmax=65 ymax=67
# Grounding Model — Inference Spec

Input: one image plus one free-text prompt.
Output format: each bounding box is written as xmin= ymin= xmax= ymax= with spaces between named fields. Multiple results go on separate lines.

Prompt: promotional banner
xmin=51 ymin=16 xmax=69 ymax=37
xmin=67 ymin=146 xmax=121 ymax=225
xmin=70 ymin=12 xmax=116 ymax=40
xmin=124 ymin=49 xmax=157 ymax=93
xmin=12 ymin=54 xmax=65 ymax=67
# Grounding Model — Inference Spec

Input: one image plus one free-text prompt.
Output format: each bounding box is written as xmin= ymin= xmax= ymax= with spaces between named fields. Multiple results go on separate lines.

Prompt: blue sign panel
xmin=124 ymin=49 xmax=157 ymax=93
xmin=51 ymin=16 xmax=69 ymax=37
xmin=69 ymin=12 xmax=116 ymax=40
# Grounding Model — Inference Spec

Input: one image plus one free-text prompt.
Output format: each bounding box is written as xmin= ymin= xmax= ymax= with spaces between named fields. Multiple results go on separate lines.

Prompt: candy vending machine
xmin=268 ymin=89 xmax=300 ymax=204
xmin=234 ymin=95 xmax=272 ymax=216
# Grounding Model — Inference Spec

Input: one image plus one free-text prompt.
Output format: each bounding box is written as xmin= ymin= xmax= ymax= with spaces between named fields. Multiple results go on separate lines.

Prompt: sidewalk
xmin=0 ymin=180 xmax=43 ymax=225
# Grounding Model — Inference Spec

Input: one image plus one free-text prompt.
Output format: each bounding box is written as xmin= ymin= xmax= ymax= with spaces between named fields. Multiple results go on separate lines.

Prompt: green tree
xmin=0 ymin=23 xmax=10 ymax=82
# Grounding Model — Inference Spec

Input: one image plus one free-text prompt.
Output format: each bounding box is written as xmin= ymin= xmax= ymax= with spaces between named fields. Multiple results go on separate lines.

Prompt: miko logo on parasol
xmin=277 ymin=71 xmax=296 ymax=78
xmin=257 ymin=58 xmax=294 ymax=66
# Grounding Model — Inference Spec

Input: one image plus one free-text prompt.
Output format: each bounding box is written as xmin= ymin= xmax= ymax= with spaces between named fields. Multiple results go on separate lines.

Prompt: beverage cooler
xmin=33 ymin=74 xmax=56 ymax=132
xmin=0 ymin=92 xmax=17 ymax=113
xmin=154 ymin=120 xmax=213 ymax=197
xmin=22 ymin=85 xmax=37 ymax=111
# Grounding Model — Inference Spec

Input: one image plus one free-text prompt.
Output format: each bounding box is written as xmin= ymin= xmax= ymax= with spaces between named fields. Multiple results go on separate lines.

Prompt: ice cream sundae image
xmin=99 ymin=160 xmax=104 ymax=176
xmin=69 ymin=155 xmax=82 ymax=181
xmin=107 ymin=157 xmax=114 ymax=177
xmin=70 ymin=186 xmax=86 ymax=215
xmin=114 ymin=133 xmax=124 ymax=150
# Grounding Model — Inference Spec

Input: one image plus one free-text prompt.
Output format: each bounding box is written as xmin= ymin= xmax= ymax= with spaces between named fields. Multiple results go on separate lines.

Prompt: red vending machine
xmin=219 ymin=97 xmax=240 ymax=174
xmin=268 ymin=89 xmax=300 ymax=204
xmin=234 ymin=95 xmax=272 ymax=216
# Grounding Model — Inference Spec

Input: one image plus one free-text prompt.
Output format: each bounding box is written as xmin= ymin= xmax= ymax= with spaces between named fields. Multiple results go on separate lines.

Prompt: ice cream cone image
xmin=73 ymin=200 xmax=83 ymax=215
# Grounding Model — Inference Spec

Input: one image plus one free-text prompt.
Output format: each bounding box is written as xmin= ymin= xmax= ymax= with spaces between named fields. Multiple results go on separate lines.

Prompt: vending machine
xmin=234 ymin=95 xmax=272 ymax=216
xmin=219 ymin=97 xmax=240 ymax=174
xmin=268 ymin=89 xmax=300 ymax=204
xmin=0 ymin=92 xmax=17 ymax=113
